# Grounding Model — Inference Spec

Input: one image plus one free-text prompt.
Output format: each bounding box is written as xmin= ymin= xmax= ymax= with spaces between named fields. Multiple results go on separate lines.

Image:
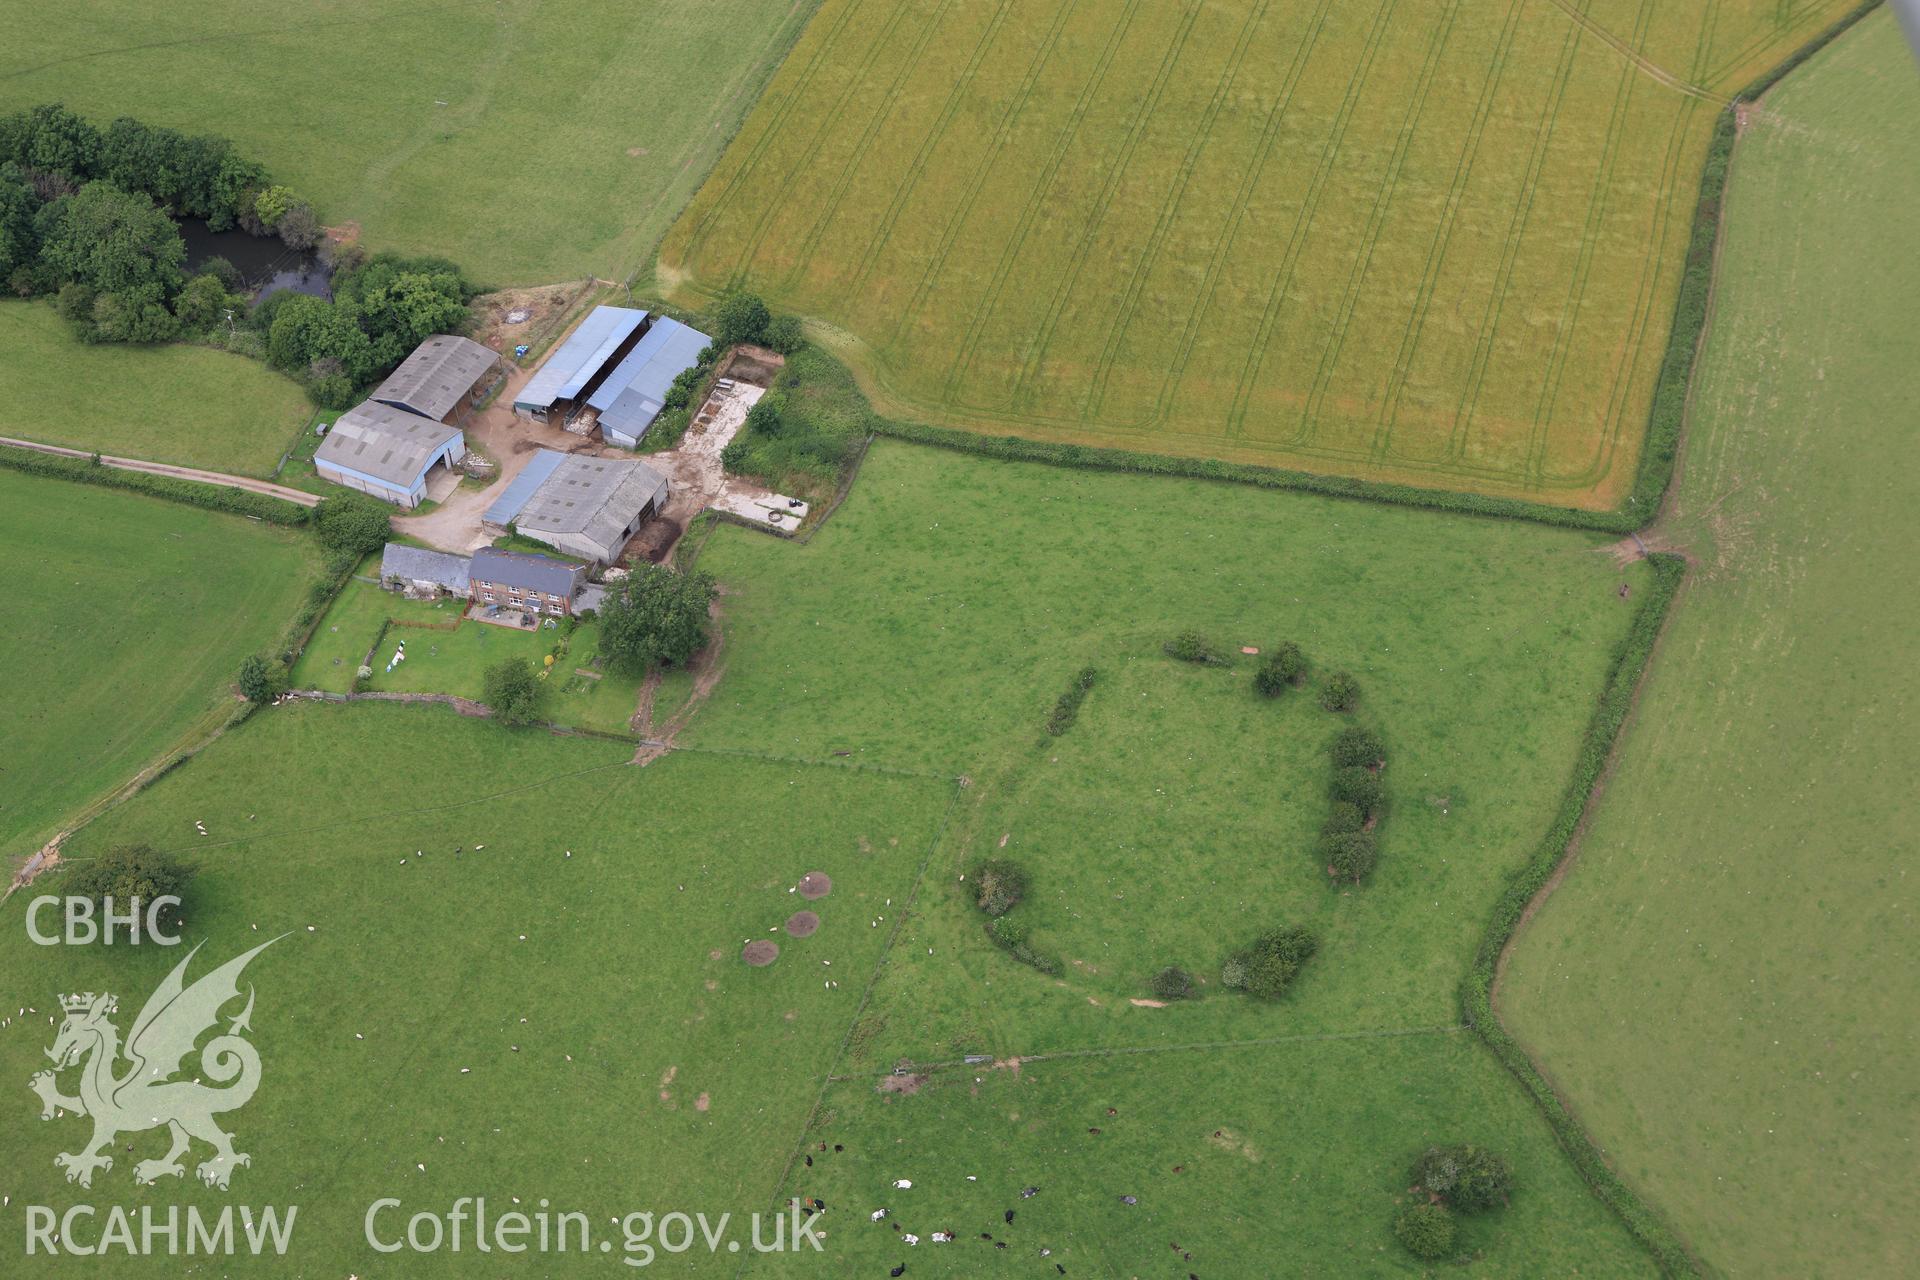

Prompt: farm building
xmin=589 ymin=316 xmax=713 ymax=447
xmin=484 ymin=449 xmax=669 ymax=565
xmin=378 ymin=544 xmax=471 ymax=598
xmin=469 ymin=548 xmax=585 ymax=617
xmin=314 ymin=402 xmax=465 ymax=508
xmin=371 ymin=334 xmax=500 ymax=423
xmin=511 ymin=306 xmax=649 ymax=425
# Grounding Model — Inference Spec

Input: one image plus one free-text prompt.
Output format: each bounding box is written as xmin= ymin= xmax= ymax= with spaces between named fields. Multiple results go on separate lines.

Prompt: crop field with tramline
xmin=660 ymin=0 xmax=1856 ymax=509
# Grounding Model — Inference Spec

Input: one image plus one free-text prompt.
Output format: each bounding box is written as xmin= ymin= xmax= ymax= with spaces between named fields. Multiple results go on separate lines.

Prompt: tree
xmin=1322 ymin=830 xmax=1378 ymax=884
xmin=1321 ymin=670 xmax=1360 ymax=712
xmin=15 ymin=104 xmax=102 ymax=178
xmin=237 ymin=654 xmax=285 ymax=703
xmin=0 ymin=162 xmax=37 ymax=279
xmin=971 ymin=859 xmax=1028 ymax=917
xmin=762 ymin=314 xmax=804 ymax=355
xmin=598 ymin=565 xmax=717 ymax=674
xmin=253 ymin=184 xmax=296 ymax=229
xmin=38 ymin=181 xmax=186 ymax=298
xmin=712 ymin=291 xmax=770 ymax=347
xmin=744 ymin=393 xmax=785 ymax=438
xmin=1224 ymin=925 xmax=1317 ymax=1000
xmin=275 ymin=202 xmax=320 ymax=250
xmin=1393 ymin=1204 xmax=1455 ymax=1261
xmin=65 ymin=843 xmax=191 ymax=938
xmin=1164 ymin=629 xmax=1219 ymax=664
xmin=482 ymin=658 xmax=545 ymax=726
xmin=91 ymin=285 xmax=178 ymax=344
xmin=313 ymin=494 xmax=394 ymax=559
xmin=1254 ymin=642 xmax=1305 ymax=697
xmin=1330 ymin=725 xmax=1384 ymax=768
xmin=175 ymin=272 xmax=238 ymax=331
xmin=1322 ymin=801 xmax=1365 ymax=837
xmin=1411 ymin=1144 xmax=1513 ymax=1213
xmin=1329 ymin=766 xmax=1382 ymax=814
xmin=1151 ymin=966 xmax=1194 ymax=1000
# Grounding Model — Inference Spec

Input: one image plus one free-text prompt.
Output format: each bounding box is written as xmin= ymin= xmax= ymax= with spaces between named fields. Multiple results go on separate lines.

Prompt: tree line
xmin=0 ymin=103 xmax=475 ymax=408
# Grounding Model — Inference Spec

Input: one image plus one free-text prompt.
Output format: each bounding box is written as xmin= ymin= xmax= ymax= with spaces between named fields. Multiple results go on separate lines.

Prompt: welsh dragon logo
xmin=28 ymin=938 xmax=282 ymax=1190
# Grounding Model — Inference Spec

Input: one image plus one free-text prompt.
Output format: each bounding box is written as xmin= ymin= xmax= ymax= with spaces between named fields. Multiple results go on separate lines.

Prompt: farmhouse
xmin=469 ymin=548 xmax=585 ymax=617
xmin=511 ymin=306 xmax=649 ymax=426
xmin=371 ymin=334 xmax=500 ymax=423
xmin=314 ymin=401 xmax=465 ymax=508
xmin=588 ymin=316 xmax=713 ymax=447
xmin=379 ymin=544 xmax=471 ymax=598
xmin=483 ymin=449 xmax=668 ymax=565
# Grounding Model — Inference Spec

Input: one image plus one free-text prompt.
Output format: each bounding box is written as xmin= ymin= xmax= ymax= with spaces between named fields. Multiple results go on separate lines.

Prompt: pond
xmin=178 ymin=220 xmax=331 ymax=300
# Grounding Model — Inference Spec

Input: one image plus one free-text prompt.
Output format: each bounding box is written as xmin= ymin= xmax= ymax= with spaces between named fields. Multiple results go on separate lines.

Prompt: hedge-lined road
xmin=0 ymin=436 xmax=320 ymax=507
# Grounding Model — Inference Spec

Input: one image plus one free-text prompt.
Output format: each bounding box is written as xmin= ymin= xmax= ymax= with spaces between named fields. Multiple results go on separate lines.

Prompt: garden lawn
xmin=294 ymin=576 xmax=644 ymax=735
xmin=0 ymin=0 xmax=822 ymax=285
xmin=0 ymin=703 xmax=954 ymax=1276
xmin=0 ymin=302 xmax=310 ymax=475
xmin=0 ymin=468 xmax=319 ymax=858
xmin=661 ymin=0 xmax=1856 ymax=508
xmin=1502 ymin=15 xmax=1920 ymax=1277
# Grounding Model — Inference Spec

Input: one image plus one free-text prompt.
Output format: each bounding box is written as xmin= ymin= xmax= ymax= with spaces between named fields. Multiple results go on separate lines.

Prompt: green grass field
xmin=1501 ymin=14 xmax=1920 ymax=1277
xmin=0 ymin=442 xmax=1673 ymax=1274
xmin=0 ymin=705 xmax=955 ymax=1276
xmin=0 ymin=0 xmax=823 ymax=285
xmin=0 ymin=303 xmax=311 ymax=475
xmin=674 ymin=441 xmax=1663 ymax=1273
xmin=661 ymin=0 xmax=1854 ymax=509
xmin=0 ymin=468 xmax=318 ymax=858
xmin=291 ymin=576 xmax=645 ymax=735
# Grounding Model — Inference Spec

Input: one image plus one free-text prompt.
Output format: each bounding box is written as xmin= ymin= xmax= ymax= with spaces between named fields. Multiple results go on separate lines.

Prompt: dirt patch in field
xmin=1128 ymin=998 xmax=1167 ymax=1008
xmin=1208 ymin=1128 xmax=1261 ymax=1162
xmin=633 ymin=597 xmax=729 ymax=763
xmin=785 ymin=910 xmax=820 ymax=938
xmin=742 ymin=940 xmax=779 ymax=967
xmin=877 ymin=1073 xmax=927 ymax=1096
xmin=694 ymin=1092 xmax=710 ymax=1111
xmin=796 ymin=872 xmax=832 ymax=900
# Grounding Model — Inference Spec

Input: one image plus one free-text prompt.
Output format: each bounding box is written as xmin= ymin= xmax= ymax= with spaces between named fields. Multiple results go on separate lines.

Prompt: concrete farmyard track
xmin=0 ymin=435 xmax=321 ymax=506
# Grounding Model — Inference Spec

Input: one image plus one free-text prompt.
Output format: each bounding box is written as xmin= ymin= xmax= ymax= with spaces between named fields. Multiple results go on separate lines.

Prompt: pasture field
xmin=0 ymin=468 xmax=319 ymax=859
xmin=1502 ymin=14 xmax=1920 ymax=1277
xmin=661 ymin=0 xmax=1856 ymax=509
xmin=0 ymin=442 xmax=1675 ymax=1274
xmin=0 ymin=303 xmax=310 ymax=476
xmin=676 ymin=441 xmax=1670 ymax=1272
xmin=0 ymin=0 xmax=822 ymax=285
xmin=0 ymin=705 xmax=954 ymax=1276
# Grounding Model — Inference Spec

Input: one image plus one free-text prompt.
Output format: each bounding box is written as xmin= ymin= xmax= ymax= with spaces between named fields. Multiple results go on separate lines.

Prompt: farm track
xmin=0 ymin=436 xmax=321 ymax=506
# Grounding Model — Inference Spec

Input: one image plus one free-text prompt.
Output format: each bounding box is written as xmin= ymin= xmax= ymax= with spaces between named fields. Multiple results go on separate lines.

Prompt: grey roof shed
xmin=513 ymin=453 xmax=668 ymax=558
xmin=513 ymin=307 xmax=649 ymax=414
xmin=379 ymin=543 xmax=471 ymax=594
xmin=315 ymin=402 xmax=463 ymax=489
xmin=373 ymin=335 xmax=498 ymax=421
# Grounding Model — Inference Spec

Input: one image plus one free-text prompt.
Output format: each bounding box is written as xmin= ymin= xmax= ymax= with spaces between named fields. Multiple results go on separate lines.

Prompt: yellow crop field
xmin=660 ymin=0 xmax=1855 ymax=509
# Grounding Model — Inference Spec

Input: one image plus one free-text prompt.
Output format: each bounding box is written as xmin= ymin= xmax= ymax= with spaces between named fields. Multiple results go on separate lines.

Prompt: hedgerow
xmin=1460 ymin=552 xmax=1691 ymax=1273
xmin=0 ymin=444 xmax=310 ymax=525
xmin=1045 ymin=666 xmax=1098 ymax=736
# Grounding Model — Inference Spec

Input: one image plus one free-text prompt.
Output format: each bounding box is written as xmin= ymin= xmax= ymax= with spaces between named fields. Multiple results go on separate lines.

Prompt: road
xmin=0 ymin=436 xmax=322 ymax=507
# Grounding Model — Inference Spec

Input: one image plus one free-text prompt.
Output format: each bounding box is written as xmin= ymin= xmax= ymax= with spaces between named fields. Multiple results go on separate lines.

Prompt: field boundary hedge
xmin=1462 ymin=553 xmax=1694 ymax=1274
xmin=0 ymin=443 xmax=312 ymax=526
